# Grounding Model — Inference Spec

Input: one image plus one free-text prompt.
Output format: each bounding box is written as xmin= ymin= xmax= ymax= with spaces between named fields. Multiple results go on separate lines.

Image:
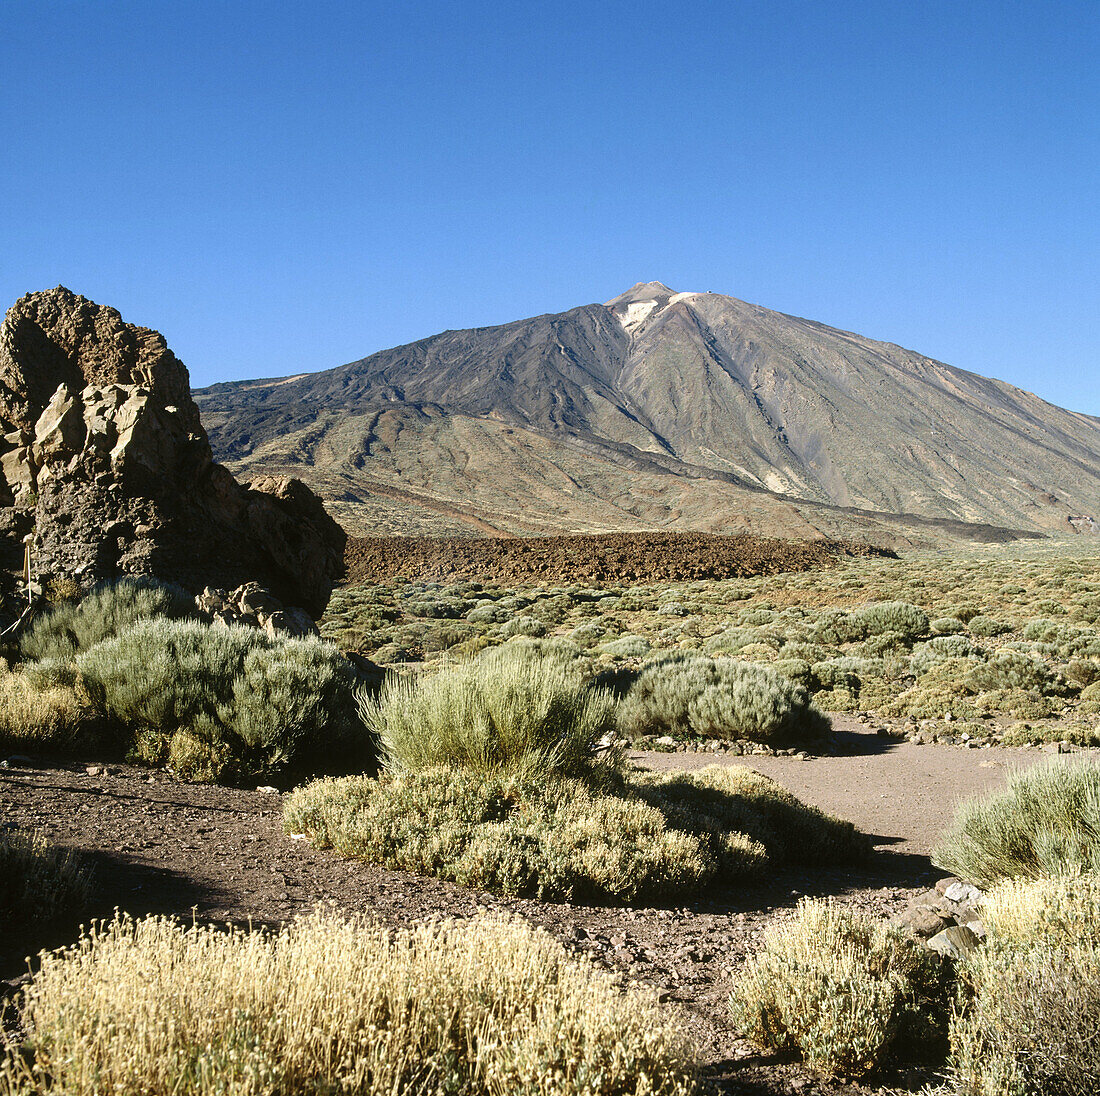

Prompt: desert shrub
xmin=854 ymin=601 xmax=929 ymax=641
xmin=0 ymin=909 xmax=696 ymax=1096
xmin=856 ymin=629 xmax=911 ymax=657
xmin=76 ymin=619 xmax=364 ymax=783
xmin=1067 ymin=658 xmax=1100 ymax=687
xmin=657 ymin=601 xmax=687 ymax=616
xmin=769 ymin=657 xmax=814 ymax=689
xmin=980 ymin=873 xmax=1100 ymax=947
xmin=932 ymin=616 xmax=967 ymax=635
xmin=950 ymin=936 xmax=1100 ymax=1096
xmin=729 ymin=898 xmax=950 ymax=1077
xmin=811 ymin=657 xmax=877 ymax=692
xmin=0 ymin=660 xmax=90 ymax=752
xmin=20 ymin=576 xmax=197 ymax=662
xmin=1000 ymin=722 xmax=1100 ymax=747
xmin=965 ymin=650 xmax=1064 ymax=695
xmin=932 ymin=762 xmax=1100 ymax=886
xmin=465 ymin=602 xmax=511 ymax=624
xmin=284 ymin=765 xmax=865 ymax=903
xmin=569 ymin=621 xmax=606 ymax=647
xmin=811 ymin=602 xmax=928 ymax=647
xmin=704 ymin=625 xmax=763 ymax=653
xmin=598 ymin=634 xmax=650 ymax=658
xmin=910 ymin=634 xmax=980 ymax=675
xmin=0 ymin=829 xmax=93 ymax=924
xmin=498 ymin=614 xmax=547 ymax=638
xmin=968 ymin=615 xmax=1009 ymax=637
xmin=630 ymin=767 xmax=868 ymax=867
xmin=950 ymin=875 xmax=1100 ymax=1096
xmin=359 ymin=645 xmax=617 ymax=784
xmin=618 ymin=653 xmax=829 ymax=745
xmin=740 ymin=608 xmax=777 ymax=625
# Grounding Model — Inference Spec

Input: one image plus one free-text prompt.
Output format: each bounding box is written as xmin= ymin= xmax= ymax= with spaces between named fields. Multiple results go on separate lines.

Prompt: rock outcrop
xmin=0 ymin=288 xmax=345 ymax=616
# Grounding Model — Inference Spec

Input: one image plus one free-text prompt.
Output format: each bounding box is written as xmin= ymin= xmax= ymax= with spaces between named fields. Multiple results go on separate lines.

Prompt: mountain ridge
xmin=193 ymin=283 xmax=1100 ymax=542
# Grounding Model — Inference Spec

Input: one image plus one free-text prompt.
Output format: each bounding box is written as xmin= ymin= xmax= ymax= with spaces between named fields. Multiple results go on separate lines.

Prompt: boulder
xmin=0 ymin=288 xmax=345 ymax=617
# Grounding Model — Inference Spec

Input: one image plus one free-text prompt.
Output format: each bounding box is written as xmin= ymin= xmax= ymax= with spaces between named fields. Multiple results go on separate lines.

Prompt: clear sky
xmin=2 ymin=1 xmax=1098 ymax=413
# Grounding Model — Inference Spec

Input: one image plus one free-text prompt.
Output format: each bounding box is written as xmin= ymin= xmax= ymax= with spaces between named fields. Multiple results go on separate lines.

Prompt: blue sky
xmin=2 ymin=1 xmax=1098 ymax=413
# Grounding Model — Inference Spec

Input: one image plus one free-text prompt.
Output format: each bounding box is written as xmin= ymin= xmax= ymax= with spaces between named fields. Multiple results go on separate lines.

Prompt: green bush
xmin=910 ymin=634 xmax=980 ymax=675
xmin=965 ymin=650 xmax=1065 ymax=695
xmin=76 ymin=619 xmax=365 ymax=783
xmin=729 ymin=898 xmax=950 ymax=1077
xmin=618 ymin=652 xmax=829 ymax=745
xmin=498 ymin=614 xmax=547 ymax=638
xmin=598 ymin=634 xmax=651 ymax=658
xmin=968 ymin=615 xmax=1009 ymax=637
xmin=932 ymin=762 xmax=1100 ymax=886
xmin=284 ymin=764 xmax=866 ymax=903
xmin=0 ymin=909 xmax=696 ymax=1096
xmin=358 ymin=645 xmax=617 ymax=785
xmin=20 ymin=577 xmax=197 ymax=662
xmin=931 ymin=616 xmax=967 ymax=635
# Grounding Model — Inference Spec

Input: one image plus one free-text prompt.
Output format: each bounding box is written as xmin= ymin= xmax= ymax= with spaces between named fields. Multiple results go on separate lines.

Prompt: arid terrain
xmin=194 ymin=281 xmax=1100 ymax=542
xmin=4 ymin=726 xmax=1097 ymax=1095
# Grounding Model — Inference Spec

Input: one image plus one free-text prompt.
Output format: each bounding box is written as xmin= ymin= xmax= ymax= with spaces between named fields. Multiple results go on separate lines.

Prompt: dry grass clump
xmin=0 ymin=660 xmax=89 ymax=752
xmin=0 ymin=829 xmax=93 ymax=924
xmin=618 ymin=652 xmax=829 ymax=745
xmin=0 ymin=908 xmax=696 ymax=1096
xmin=360 ymin=644 xmax=618 ymax=784
xmin=949 ymin=875 xmax=1100 ymax=1096
xmin=729 ymin=898 xmax=950 ymax=1078
xmin=932 ymin=762 xmax=1100 ymax=886
xmin=284 ymin=765 xmax=866 ymax=904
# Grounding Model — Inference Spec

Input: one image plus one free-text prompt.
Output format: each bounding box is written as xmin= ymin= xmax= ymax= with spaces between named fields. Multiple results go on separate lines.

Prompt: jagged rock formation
xmin=0 ymin=288 xmax=345 ymax=616
xmin=195 ymin=281 xmax=1100 ymax=542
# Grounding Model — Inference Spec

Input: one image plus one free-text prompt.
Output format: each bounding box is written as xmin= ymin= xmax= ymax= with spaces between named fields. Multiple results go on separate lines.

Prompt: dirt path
xmin=3 ymin=729 xmax=1097 ymax=1095
xmin=636 ymin=716 xmax=1100 ymax=856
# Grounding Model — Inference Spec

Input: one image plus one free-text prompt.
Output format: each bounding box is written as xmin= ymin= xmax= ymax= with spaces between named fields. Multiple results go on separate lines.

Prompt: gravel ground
xmin=3 ymin=723 xmax=1096 ymax=1094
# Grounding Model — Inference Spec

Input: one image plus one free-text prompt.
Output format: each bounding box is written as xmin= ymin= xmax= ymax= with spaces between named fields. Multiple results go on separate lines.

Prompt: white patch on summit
xmin=669 ymin=292 xmax=701 ymax=305
xmin=619 ymin=300 xmax=659 ymax=333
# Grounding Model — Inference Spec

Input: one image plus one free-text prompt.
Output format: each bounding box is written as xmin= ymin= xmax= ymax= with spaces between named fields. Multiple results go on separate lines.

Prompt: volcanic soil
xmin=3 ymin=722 xmax=1097 ymax=1096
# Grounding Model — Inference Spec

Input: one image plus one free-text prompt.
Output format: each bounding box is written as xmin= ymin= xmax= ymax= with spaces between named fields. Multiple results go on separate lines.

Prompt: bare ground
xmin=2 ymin=722 xmax=1096 ymax=1095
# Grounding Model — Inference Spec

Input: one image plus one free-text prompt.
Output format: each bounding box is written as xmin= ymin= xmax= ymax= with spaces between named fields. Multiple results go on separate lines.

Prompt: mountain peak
xmin=604 ymin=281 xmax=678 ymax=307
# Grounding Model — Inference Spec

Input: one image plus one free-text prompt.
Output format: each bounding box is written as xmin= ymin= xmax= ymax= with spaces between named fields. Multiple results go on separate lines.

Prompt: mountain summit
xmin=193 ymin=284 xmax=1100 ymax=541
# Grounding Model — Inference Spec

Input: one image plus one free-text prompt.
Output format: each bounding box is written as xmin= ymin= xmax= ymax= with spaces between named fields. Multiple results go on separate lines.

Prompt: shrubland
xmin=5 ymin=577 xmax=369 ymax=782
xmin=321 ymin=541 xmax=1100 ymax=738
xmin=0 ymin=908 xmax=696 ymax=1096
xmin=287 ymin=644 xmax=866 ymax=902
xmin=730 ymin=765 xmax=1100 ymax=1091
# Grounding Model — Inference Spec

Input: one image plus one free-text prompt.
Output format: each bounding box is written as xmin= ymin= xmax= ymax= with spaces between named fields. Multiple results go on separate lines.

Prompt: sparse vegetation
xmin=0 ymin=908 xmax=696 ymax=1096
xmin=950 ymin=874 xmax=1100 ymax=1096
xmin=286 ymin=761 xmax=866 ymax=903
xmin=0 ymin=829 xmax=93 ymax=925
xmin=932 ymin=762 xmax=1100 ymax=886
xmin=729 ymin=898 xmax=950 ymax=1077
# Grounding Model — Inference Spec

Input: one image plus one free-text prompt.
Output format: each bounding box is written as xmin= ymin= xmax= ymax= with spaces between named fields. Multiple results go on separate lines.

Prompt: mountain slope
xmin=194 ymin=283 xmax=1100 ymax=540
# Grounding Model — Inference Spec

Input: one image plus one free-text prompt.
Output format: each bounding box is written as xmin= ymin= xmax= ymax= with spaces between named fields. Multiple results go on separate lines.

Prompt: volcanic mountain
xmin=193 ymin=282 xmax=1100 ymax=542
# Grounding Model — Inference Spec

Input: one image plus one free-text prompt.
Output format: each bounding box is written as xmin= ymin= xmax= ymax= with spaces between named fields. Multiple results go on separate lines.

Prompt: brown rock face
xmin=0 ymin=288 xmax=345 ymax=616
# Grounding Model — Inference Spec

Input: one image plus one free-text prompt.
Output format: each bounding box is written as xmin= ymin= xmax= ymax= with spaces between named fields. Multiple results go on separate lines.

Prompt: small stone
xmin=85 ymin=764 xmax=104 ymax=776
xmin=943 ymin=881 xmax=983 ymax=907
xmin=255 ymin=785 xmax=279 ymax=795
xmin=928 ymin=925 xmax=980 ymax=959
